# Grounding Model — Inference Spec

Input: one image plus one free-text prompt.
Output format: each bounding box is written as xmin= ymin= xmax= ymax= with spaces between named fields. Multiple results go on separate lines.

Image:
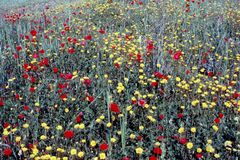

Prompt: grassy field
xmin=0 ymin=0 xmax=239 ymax=159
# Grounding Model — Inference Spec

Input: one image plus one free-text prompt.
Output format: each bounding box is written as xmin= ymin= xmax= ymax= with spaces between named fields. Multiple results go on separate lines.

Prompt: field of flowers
xmin=0 ymin=0 xmax=239 ymax=159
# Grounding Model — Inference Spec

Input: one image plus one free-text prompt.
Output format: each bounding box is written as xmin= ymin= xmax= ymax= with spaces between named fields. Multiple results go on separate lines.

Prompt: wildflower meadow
xmin=0 ymin=0 xmax=239 ymax=159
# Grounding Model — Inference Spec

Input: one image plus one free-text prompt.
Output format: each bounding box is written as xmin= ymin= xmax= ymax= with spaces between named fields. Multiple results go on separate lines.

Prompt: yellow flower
xmin=15 ymin=136 xmax=21 ymax=142
xmin=202 ymin=102 xmax=208 ymax=108
xmin=35 ymin=102 xmax=40 ymax=107
xmin=99 ymin=152 xmax=106 ymax=159
xmin=106 ymin=122 xmax=112 ymax=127
xmin=111 ymin=137 xmax=117 ymax=143
xmin=40 ymin=135 xmax=47 ymax=140
xmin=41 ymin=123 xmax=48 ymax=128
xmin=176 ymin=77 xmax=181 ymax=82
xmin=79 ymin=123 xmax=85 ymax=129
xmin=90 ymin=140 xmax=97 ymax=147
xmin=23 ymin=123 xmax=29 ymax=128
xmin=207 ymin=139 xmax=212 ymax=144
xmin=135 ymin=147 xmax=143 ymax=155
xmin=78 ymin=151 xmax=85 ymax=158
xmin=130 ymin=134 xmax=136 ymax=139
xmin=70 ymin=149 xmax=77 ymax=155
xmin=139 ymin=125 xmax=144 ymax=131
xmin=56 ymin=125 xmax=63 ymax=130
xmin=214 ymin=154 xmax=220 ymax=158
xmin=45 ymin=146 xmax=52 ymax=151
xmin=206 ymin=145 xmax=215 ymax=153
xmin=178 ymin=127 xmax=185 ymax=134
xmin=197 ymin=148 xmax=202 ymax=153
xmin=186 ymin=142 xmax=193 ymax=149
xmin=190 ymin=127 xmax=197 ymax=133
xmin=212 ymin=125 xmax=219 ymax=132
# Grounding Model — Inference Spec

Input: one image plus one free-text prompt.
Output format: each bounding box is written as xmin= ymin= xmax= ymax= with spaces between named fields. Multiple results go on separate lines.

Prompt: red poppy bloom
xmin=179 ymin=138 xmax=188 ymax=145
xmin=75 ymin=116 xmax=81 ymax=123
xmin=195 ymin=153 xmax=203 ymax=159
xmin=138 ymin=99 xmax=146 ymax=107
xmin=22 ymin=73 xmax=28 ymax=79
xmin=173 ymin=51 xmax=182 ymax=60
xmin=208 ymin=72 xmax=214 ymax=77
xmin=39 ymin=49 xmax=45 ymax=54
xmin=0 ymin=100 xmax=4 ymax=107
xmin=68 ymin=47 xmax=75 ymax=54
xmin=18 ymin=114 xmax=25 ymax=119
xmin=3 ymin=148 xmax=12 ymax=156
xmin=53 ymin=68 xmax=58 ymax=73
xmin=159 ymin=114 xmax=165 ymax=120
xmin=64 ymin=130 xmax=74 ymax=139
xmin=87 ymin=96 xmax=94 ymax=102
xmin=30 ymin=29 xmax=37 ymax=36
xmin=219 ymin=113 xmax=224 ymax=118
xmin=23 ymin=105 xmax=30 ymax=111
xmin=3 ymin=122 xmax=10 ymax=128
xmin=65 ymin=73 xmax=73 ymax=80
xmin=83 ymin=78 xmax=92 ymax=86
xmin=214 ymin=118 xmax=220 ymax=124
xmin=153 ymin=147 xmax=162 ymax=155
xmin=99 ymin=29 xmax=105 ymax=34
xmin=150 ymin=81 xmax=158 ymax=87
xmin=149 ymin=155 xmax=157 ymax=160
xmin=100 ymin=143 xmax=108 ymax=151
xmin=122 ymin=157 xmax=131 ymax=160
xmin=177 ymin=113 xmax=184 ymax=118
xmin=29 ymin=86 xmax=35 ymax=93
xmin=109 ymin=103 xmax=120 ymax=113
xmin=84 ymin=35 xmax=92 ymax=40
xmin=16 ymin=46 xmax=22 ymax=51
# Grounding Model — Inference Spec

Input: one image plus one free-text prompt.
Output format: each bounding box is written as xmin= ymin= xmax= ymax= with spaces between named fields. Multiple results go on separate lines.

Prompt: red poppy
xmin=84 ymin=35 xmax=92 ymax=40
xmin=109 ymin=103 xmax=120 ymax=113
xmin=18 ymin=114 xmax=25 ymax=119
xmin=214 ymin=118 xmax=220 ymax=124
xmin=60 ymin=94 xmax=67 ymax=100
xmin=87 ymin=96 xmax=94 ymax=102
xmin=39 ymin=49 xmax=45 ymax=54
xmin=159 ymin=114 xmax=164 ymax=120
xmin=30 ymin=29 xmax=37 ymax=36
xmin=173 ymin=51 xmax=182 ymax=60
xmin=0 ymin=100 xmax=4 ymax=107
xmin=219 ymin=113 xmax=224 ymax=118
xmin=150 ymin=81 xmax=158 ymax=87
xmin=137 ymin=135 xmax=143 ymax=141
xmin=122 ymin=157 xmax=131 ymax=160
xmin=64 ymin=130 xmax=74 ymax=139
xmin=149 ymin=156 xmax=157 ymax=160
xmin=16 ymin=46 xmax=22 ymax=51
xmin=68 ymin=47 xmax=75 ymax=54
xmin=65 ymin=73 xmax=73 ymax=80
xmin=99 ymin=29 xmax=105 ymax=34
xmin=83 ymin=78 xmax=92 ymax=86
xmin=23 ymin=105 xmax=30 ymax=111
xmin=3 ymin=148 xmax=12 ymax=156
xmin=53 ymin=68 xmax=58 ymax=73
xmin=195 ymin=153 xmax=203 ymax=159
xmin=29 ymin=86 xmax=36 ymax=93
xmin=75 ymin=116 xmax=81 ymax=123
xmin=3 ymin=122 xmax=10 ymax=128
xmin=177 ymin=113 xmax=184 ymax=118
xmin=179 ymin=138 xmax=188 ymax=145
xmin=138 ymin=99 xmax=146 ymax=107
xmin=100 ymin=143 xmax=108 ymax=151
xmin=15 ymin=94 xmax=20 ymax=99
xmin=208 ymin=72 xmax=214 ymax=77
xmin=153 ymin=147 xmax=162 ymax=155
